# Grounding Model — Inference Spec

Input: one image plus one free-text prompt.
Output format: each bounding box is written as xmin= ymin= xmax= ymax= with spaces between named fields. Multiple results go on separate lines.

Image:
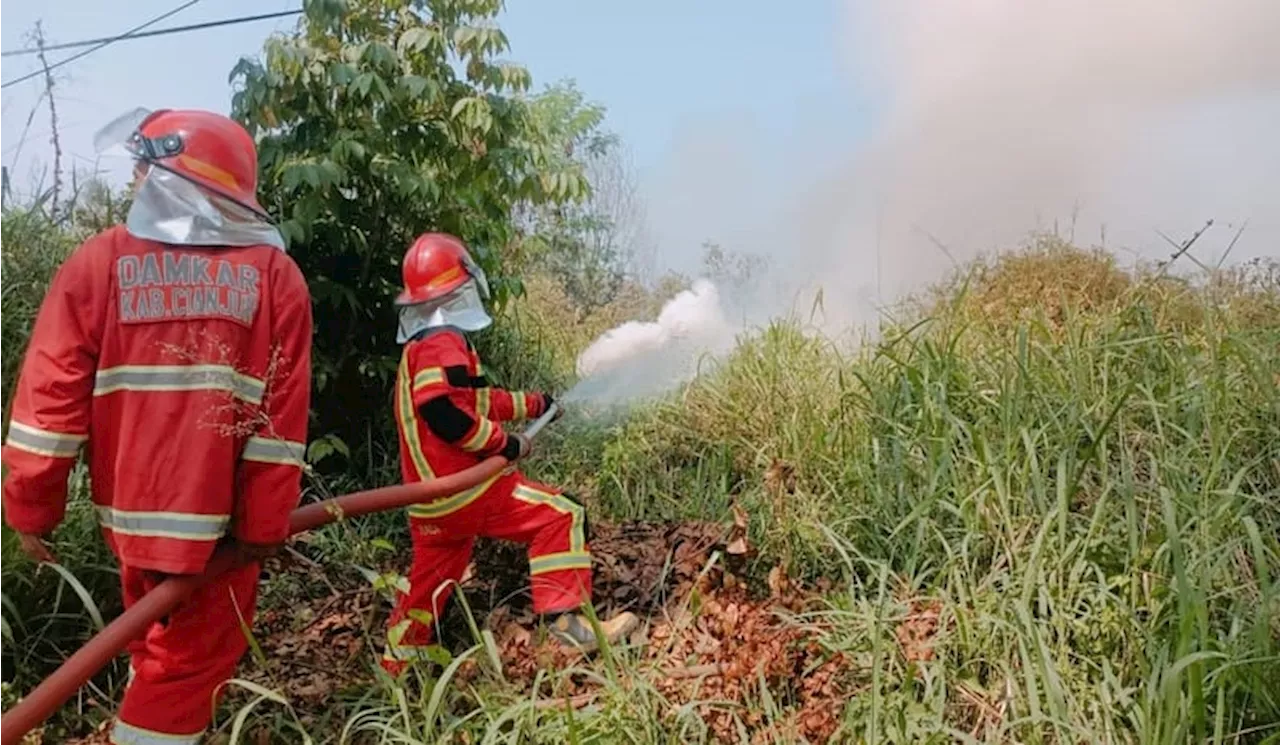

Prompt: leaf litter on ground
xmin=61 ymin=518 xmax=922 ymax=744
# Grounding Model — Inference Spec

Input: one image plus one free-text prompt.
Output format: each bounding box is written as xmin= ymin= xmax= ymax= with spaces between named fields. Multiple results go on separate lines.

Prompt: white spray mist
xmin=562 ymin=279 xmax=738 ymax=407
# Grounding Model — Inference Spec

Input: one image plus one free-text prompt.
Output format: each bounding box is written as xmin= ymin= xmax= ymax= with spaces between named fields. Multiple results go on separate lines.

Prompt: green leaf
xmin=329 ymin=62 xmax=357 ymax=85
xmin=351 ymin=72 xmax=375 ymax=99
xmin=400 ymin=74 xmax=432 ymax=99
xmin=301 ymin=164 xmax=322 ymax=189
xmin=306 ymin=432 xmax=350 ymax=464
xmin=397 ymin=27 xmax=433 ymax=54
xmin=282 ymin=164 xmax=302 ymax=192
xmin=372 ymin=74 xmax=392 ymax=101
xmin=43 ymin=563 xmax=105 ymax=632
xmin=363 ymin=41 xmax=396 ymax=71
xmin=450 ymin=96 xmax=473 ymax=119
xmin=424 ymin=644 xmax=453 ymax=667
xmin=453 ymin=26 xmax=478 ymax=50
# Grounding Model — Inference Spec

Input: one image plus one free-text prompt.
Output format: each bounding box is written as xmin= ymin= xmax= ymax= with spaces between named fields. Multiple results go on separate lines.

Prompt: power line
xmin=1 ymin=0 xmax=204 ymax=90
xmin=2 ymin=9 xmax=304 ymax=59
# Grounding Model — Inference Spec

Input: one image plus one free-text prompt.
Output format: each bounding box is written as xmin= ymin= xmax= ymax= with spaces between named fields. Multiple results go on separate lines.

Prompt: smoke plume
xmin=563 ymin=279 xmax=736 ymax=406
xmin=567 ymin=0 xmax=1280 ymax=406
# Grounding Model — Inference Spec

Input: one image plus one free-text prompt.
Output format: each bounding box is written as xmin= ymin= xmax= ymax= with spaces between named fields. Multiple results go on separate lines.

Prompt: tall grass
xmin=1 ymin=205 xmax=128 ymax=738
xmin=555 ymin=242 xmax=1280 ymax=742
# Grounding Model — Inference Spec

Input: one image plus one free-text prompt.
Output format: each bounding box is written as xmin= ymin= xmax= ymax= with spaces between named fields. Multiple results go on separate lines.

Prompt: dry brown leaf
xmin=764 ymin=458 xmax=796 ymax=496
xmin=767 ymin=565 xmax=789 ymax=597
xmin=895 ymin=598 xmax=943 ymax=665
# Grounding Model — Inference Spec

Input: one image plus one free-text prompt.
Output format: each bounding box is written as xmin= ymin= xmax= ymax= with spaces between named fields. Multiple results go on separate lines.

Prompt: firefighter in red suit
xmin=381 ymin=233 xmax=638 ymax=672
xmin=1 ymin=108 xmax=311 ymax=744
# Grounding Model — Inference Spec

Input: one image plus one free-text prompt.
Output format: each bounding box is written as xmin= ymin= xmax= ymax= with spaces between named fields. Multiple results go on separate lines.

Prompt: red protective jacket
xmin=394 ymin=327 xmax=548 ymax=514
xmin=1 ymin=225 xmax=312 ymax=575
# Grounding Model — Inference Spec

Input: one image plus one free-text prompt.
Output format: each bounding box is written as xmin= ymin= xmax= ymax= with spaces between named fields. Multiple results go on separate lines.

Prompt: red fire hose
xmin=0 ymin=405 xmax=559 ymax=742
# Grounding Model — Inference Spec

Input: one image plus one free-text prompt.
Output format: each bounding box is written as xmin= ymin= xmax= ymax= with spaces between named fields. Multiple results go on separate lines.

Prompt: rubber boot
xmin=547 ymin=610 xmax=640 ymax=653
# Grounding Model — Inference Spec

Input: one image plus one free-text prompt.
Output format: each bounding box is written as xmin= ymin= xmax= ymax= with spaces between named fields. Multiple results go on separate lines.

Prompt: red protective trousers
xmin=111 ymin=562 xmax=260 ymax=744
xmin=381 ymin=471 xmax=591 ymax=672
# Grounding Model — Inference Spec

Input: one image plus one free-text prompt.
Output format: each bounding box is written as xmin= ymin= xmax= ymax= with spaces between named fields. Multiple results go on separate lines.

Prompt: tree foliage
xmin=516 ymin=83 xmax=655 ymax=315
xmin=229 ymin=0 xmax=603 ymax=465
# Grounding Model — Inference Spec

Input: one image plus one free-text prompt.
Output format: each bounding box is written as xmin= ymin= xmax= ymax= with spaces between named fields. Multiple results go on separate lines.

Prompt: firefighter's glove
xmin=502 ymin=432 xmax=533 ymax=462
xmin=538 ymin=393 xmax=565 ymax=421
xmin=234 ymin=539 xmax=283 ymax=565
xmin=17 ymin=532 xmax=56 ymax=564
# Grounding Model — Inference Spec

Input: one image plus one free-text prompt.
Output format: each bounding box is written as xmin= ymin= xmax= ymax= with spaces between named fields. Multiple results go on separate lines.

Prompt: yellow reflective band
xmin=397 ymin=350 xmax=435 ymax=481
xmin=94 ymin=365 xmax=265 ymax=404
xmin=412 ymin=367 xmax=445 ymax=392
xmin=4 ymin=421 xmax=87 ymax=458
xmin=512 ymin=392 xmax=528 ymax=420
xmin=112 ymin=719 xmax=204 ymax=745
xmin=460 ymin=417 xmax=494 ymax=453
xmin=96 ymin=506 xmax=229 ymax=541
xmin=475 ymin=386 xmax=491 ymax=417
xmin=407 ymin=608 xmax=435 ymax=627
xmin=386 ymin=618 xmax=413 ymax=648
xmin=529 ymin=551 xmax=593 ymax=575
xmin=382 ymin=643 xmax=441 ymax=662
xmin=513 ymin=484 xmax=586 ymax=553
xmin=384 ymin=611 xmax=436 ymax=659
xmin=242 ymin=436 xmax=306 ymax=466
xmin=406 ymin=471 xmax=501 ymax=519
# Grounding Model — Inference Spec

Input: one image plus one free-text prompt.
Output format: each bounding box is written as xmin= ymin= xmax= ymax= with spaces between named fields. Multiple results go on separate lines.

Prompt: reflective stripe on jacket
xmin=394 ymin=328 xmax=546 ymax=514
xmin=1 ymin=225 xmax=312 ymax=574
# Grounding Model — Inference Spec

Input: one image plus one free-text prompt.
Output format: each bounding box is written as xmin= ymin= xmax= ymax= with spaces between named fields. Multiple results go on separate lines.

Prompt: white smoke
xmin=831 ymin=0 xmax=1280 ymax=288
xmin=564 ymin=279 xmax=737 ymax=406
xmin=565 ymin=0 xmax=1280 ymax=408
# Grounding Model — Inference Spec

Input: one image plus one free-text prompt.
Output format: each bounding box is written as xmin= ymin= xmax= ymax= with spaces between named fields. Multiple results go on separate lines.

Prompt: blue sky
xmin=1 ymin=0 xmax=875 ymax=271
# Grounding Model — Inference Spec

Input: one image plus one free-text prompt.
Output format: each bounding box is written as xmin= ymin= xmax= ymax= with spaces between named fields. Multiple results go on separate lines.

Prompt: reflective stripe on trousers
xmin=111 ymin=719 xmax=204 ymax=745
xmin=241 ymin=435 xmax=306 ymax=466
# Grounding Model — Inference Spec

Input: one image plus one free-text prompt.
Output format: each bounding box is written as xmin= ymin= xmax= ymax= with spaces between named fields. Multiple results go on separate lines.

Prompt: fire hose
xmin=0 ymin=403 xmax=560 ymax=743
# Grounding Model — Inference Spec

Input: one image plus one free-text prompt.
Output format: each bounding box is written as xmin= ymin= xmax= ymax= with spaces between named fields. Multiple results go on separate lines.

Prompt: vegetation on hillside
xmin=2 ymin=0 xmax=1277 ymax=742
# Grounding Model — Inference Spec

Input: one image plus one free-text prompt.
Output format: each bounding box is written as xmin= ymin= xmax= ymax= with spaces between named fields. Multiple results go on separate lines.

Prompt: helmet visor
xmin=459 ymin=250 xmax=490 ymax=300
xmin=93 ymin=107 xmax=155 ymax=158
xmin=396 ymin=279 xmax=493 ymax=342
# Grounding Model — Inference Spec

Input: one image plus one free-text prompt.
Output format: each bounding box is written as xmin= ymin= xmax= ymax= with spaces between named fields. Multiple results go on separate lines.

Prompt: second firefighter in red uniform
xmin=1 ymin=108 xmax=311 ymax=744
xmin=381 ymin=232 xmax=638 ymax=672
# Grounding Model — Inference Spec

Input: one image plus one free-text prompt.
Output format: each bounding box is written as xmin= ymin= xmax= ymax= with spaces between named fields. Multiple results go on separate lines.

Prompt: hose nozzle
xmin=521 ymin=401 xmax=560 ymax=439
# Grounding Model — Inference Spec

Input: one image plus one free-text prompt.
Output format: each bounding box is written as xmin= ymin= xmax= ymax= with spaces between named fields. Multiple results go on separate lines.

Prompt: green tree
xmin=229 ymin=0 xmax=598 ymax=468
xmin=517 ymin=82 xmax=654 ymax=316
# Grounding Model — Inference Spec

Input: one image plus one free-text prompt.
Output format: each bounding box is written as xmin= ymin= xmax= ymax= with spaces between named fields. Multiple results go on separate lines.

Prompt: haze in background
xmin=572 ymin=0 xmax=1280 ymax=406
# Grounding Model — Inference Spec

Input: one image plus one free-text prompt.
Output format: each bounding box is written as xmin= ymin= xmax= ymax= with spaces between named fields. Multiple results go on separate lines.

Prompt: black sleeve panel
xmin=420 ymin=396 xmax=475 ymax=443
xmin=443 ymin=364 xmax=491 ymax=388
xmin=443 ymin=365 xmax=472 ymax=387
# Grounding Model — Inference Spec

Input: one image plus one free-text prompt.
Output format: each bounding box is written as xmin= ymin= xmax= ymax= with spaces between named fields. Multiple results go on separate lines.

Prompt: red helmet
xmin=121 ymin=109 xmax=266 ymax=218
xmin=396 ymin=232 xmax=490 ymax=306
